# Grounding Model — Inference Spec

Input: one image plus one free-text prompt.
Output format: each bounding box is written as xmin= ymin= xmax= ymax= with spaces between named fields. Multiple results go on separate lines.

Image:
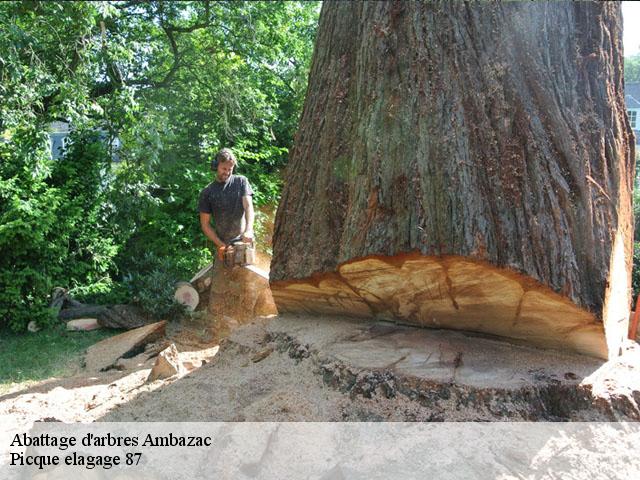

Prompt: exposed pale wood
xmin=174 ymin=281 xmax=199 ymax=311
xmin=208 ymin=265 xmax=277 ymax=323
xmin=189 ymin=262 xmax=213 ymax=285
xmin=191 ymin=274 xmax=212 ymax=294
xmin=270 ymin=275 xmax=370 ymax=318
xmin=271 ymin=254 xmax=608 ymax=359
xmin=147 ymin=344 xmax=184 ymax=382
xmin=66 ymin=318 xmax=101 ymax=331
xmin=85 ymin=321 xmax=167 ymax=372
xmin=271 ymin=2 xmax=633 ymax=359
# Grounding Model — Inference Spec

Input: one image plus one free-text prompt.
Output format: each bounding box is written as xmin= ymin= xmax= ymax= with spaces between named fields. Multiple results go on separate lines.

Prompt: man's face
xmin=216 ymin=161 xmax=234 ymax=182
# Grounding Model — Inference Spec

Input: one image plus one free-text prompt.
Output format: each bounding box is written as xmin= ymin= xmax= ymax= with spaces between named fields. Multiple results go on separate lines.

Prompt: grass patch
xmin=0 ymin=323 xmax=117 ymax=395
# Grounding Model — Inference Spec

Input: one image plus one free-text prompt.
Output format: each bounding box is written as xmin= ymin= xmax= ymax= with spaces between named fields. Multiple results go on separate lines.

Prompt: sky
xmin=623 ymin=1 xmax=640 ymax=57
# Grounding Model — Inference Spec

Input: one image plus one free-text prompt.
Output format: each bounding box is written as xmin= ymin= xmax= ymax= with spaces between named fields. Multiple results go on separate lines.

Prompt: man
xmin=198 ymin=148 xmax=254 ymax=260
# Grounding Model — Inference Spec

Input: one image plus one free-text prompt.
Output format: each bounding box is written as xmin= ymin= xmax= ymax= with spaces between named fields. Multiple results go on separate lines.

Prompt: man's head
xmin=212 ymin=148 xmax=237 ymax=183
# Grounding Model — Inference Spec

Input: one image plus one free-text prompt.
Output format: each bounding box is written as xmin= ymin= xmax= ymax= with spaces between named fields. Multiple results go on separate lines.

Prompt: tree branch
xmin=165 ymin=0 xmax=211 ymax=33
xmin=128 ymin=0 xmax=211 ymax=89
xmin=92 ymin=1 xmax=213 ymax=96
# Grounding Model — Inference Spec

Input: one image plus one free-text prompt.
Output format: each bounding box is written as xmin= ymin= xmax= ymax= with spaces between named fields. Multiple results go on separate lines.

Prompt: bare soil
xmin=2 ymin=312 xmax=639 ymax=444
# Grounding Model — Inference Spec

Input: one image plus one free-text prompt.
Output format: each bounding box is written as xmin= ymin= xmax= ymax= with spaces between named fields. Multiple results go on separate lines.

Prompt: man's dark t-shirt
xmin=198 ymin=174 xmax=253 ymax=244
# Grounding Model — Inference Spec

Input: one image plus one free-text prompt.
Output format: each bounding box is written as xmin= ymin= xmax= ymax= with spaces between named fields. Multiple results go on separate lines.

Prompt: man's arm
xmin=199 ymin=212 xmax=226 ymax=248
xmin=241 ymin=195 xmax=254 ymax=242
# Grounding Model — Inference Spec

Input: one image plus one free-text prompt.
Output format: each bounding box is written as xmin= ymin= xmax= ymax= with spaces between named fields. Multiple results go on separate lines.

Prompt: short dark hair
xmin=212 ymin=148 xmax=237 ymax=170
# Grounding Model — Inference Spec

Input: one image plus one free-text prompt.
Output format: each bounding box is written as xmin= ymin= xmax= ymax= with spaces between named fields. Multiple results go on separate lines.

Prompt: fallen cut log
xmin=271 ymin=254 xmax=609 ymax=358
xmin=66 ymin=318 xmax=101 ymax=331
xmin=174 ymin=281 xmax=199 ymax=311
xmin=59 ymin=305 xmax=109 ymax=321
xmin=50 ymin=287 xmax=82 ymax=311
xmin=85 ymin=321 xmax=167 ymax=372
xmin=59 ymin=304 xmax=149 ymax=329
xmin=190 ymin=263 xmax=214 ymax=293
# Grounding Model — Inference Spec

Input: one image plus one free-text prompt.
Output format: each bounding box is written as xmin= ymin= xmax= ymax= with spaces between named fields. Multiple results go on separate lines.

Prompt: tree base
xmin=208 ymin=263 xmax=278 ymax=323
xmin=270 ymin=253 xmax=610 ymax=359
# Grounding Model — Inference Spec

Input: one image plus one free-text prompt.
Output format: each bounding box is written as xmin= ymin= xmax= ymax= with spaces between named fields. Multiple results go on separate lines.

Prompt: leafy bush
xmin=0 ymin=129 xmax=118 ymax=332
xmin=225 ymin=141 xmax=287 ymax=206
xmin=70 ymin=276 xmax=129 ymax=306
xmin=120 ymin=252 xmax=189 ymax=320
xmin=0 ymin=129 xmax=64 ymax=331
xmin=106 ymin=159 xmax=212 ymax=276
xmin=48 ymin=131 xmax=119 ymax=283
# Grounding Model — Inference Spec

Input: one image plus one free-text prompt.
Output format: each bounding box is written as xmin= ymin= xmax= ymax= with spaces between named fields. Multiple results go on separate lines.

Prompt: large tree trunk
xmin=270 ymin=1 xmax=634 ymax=359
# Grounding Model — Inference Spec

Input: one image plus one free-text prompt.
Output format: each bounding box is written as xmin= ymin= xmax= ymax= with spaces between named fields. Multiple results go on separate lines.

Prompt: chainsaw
xmin=218 ymin=241 xmax=256 ymax=268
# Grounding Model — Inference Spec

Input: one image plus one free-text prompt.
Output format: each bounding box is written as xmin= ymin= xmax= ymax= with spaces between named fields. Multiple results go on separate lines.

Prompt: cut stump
xmin=209 ymin=264 xmax=277 ymax=324
xmin=59 ymin=304 xmax=149 ymax=330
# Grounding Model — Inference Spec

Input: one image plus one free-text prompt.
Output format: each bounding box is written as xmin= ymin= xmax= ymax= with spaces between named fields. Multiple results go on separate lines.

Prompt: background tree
xmin=625 ymin=54 xmax=640 ymax=83
xmin=0 ymin=0 xmax=319 ymax=331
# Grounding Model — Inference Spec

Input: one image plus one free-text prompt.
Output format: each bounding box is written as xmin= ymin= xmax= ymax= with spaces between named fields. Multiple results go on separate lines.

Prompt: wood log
xmin=66 ymin=318 xmax=101 ymax=331
xmin=59 ymin=305 xmax=109 ymax=321
xmin=174 ymin=281 xmax=199 ymax=311
xmin=208 ymin=264 xmax=277 ymax=324
xmin=50 ymin=287 xmax=82 ymax=311
xmin=85 ymin=321 xmax=167 ymax=372
xmin=59 ymin=304 xmax=149 ymax=330
xmin=270 ymin=2 xmax=633 ymax=359
xmin=193 ymin=275 xmax=212 ymax=294
xmin=190 ymin=263 xmax=214 ymax=293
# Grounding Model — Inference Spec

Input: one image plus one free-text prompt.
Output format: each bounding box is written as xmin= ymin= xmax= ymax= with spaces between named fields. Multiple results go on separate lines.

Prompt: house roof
xmin=625 ymin=82 xmax=640 ymax=108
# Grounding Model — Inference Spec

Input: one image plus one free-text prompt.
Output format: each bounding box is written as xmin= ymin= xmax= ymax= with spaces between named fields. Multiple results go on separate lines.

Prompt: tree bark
xmin=270 ymin=1 xmax=634 ymax=359
xmin=59 ymin=304 xmax=149 ymax=330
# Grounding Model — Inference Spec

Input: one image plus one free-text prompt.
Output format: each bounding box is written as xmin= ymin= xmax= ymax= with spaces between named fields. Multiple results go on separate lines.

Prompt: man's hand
xmin=241 ymin=231 xmax=254 ymax=243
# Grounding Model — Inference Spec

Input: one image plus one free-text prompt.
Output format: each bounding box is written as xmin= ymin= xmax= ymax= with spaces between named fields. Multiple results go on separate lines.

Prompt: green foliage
xmin=0 ymin=129 xmax=118 ymax=332
xmin=228 ymin=141 xmax=287 ymax=205
xmin=0 ymin=128 xmax=64 ymax=331
xmin=106 ymin=159 xmax=212 ymax=273
xmin=1 ymin=1 xmax=320 ymax=334
xmin=626 ymin=54 xmax=640 ymax=83
xmin=120 ymin=253 xmax=189 ymax=320
xmin=49 ymin=131 xmax=119 ymax=282
xmin=70 ymin=276 xmax=129 ymax=306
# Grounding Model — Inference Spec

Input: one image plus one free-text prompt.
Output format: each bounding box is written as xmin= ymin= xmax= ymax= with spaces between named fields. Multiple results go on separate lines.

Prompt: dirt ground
xmin=2 ymin=309 xmax=640 ymax=447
